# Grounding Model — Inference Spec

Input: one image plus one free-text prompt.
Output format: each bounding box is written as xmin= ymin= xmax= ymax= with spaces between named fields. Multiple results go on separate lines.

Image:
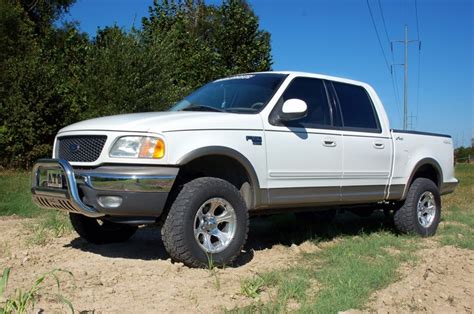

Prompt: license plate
xmin=46 ymin=169 xmax=64 ymax=188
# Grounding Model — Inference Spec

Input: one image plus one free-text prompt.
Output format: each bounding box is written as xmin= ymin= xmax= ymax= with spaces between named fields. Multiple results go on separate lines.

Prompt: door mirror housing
xmin=279 ymin=98 xmax=308 ymax=122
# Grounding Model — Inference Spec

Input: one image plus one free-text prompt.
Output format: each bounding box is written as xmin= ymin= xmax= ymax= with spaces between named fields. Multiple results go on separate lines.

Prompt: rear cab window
xmin=331 ymin=81 xmax=381 ymax=133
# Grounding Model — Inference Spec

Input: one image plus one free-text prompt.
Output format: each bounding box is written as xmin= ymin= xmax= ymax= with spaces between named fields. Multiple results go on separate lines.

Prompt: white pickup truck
xmin=31 ymin=71 xmax=458 ymax=267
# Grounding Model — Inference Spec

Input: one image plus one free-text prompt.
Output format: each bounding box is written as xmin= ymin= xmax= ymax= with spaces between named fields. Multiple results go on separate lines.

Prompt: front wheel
xmin=161 ymin=177 xmax=249 ymax=268
xmin=394 ymin=178 xmax=441 ymax=236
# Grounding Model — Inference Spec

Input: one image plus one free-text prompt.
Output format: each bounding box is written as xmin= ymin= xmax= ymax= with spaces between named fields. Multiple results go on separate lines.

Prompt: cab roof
xmin=251 ymin=71 xmax=370 ymax=88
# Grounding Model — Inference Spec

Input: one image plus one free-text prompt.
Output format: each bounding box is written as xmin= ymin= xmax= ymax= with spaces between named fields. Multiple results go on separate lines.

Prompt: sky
xmin=60 ymin=0 xmax=473 ymax=147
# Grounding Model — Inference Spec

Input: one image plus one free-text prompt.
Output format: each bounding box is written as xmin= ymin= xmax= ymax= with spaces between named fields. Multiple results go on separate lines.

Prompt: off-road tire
xmin=161 ymin=177 xmax=249 ymax=268
xmin=394 ymin=178 xmax=441 ymax=236
xmin=69 ymin=213 xmax=138 ymax=244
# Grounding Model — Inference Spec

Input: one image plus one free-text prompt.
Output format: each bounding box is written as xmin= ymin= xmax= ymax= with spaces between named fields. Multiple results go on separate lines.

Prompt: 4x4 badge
xmin=246 ymin=136 xmax=262 ymax=145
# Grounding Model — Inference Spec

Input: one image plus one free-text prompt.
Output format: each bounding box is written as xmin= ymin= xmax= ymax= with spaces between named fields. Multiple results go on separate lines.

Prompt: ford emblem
xmin=69 ymin=143 xmax=80 ymax=153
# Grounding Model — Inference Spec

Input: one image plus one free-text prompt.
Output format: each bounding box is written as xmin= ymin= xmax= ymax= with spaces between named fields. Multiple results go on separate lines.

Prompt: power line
xmin=377 ymin=0 xmax=391 ymax=45
xmin=414 ymin=0 xmax=421 ymax=128
xmin=414 ymin=0 xmax=421 ymax=40
xmin=366 ymin=0 xmax=391 ymax=71
xmin=377 ymin=0 xmax=402 ymax=122
xmin=391 ymin=67 xmax=402 ymax=125
xmin=415 ymin=44 xmax=421 ymax=128
xmin=366 ymin=0 xmax=402 ymax=124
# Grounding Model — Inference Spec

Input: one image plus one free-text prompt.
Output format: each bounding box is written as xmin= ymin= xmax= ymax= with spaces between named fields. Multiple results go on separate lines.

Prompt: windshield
xmin=170 ymin=73 xmax=287 ymax=113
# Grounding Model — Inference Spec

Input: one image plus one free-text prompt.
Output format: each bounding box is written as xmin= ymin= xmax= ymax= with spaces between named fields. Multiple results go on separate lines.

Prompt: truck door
xmin=264 ymin=77 xmax=343 ymax=206
xmin=329 ymin=81 xmax=392 ymax=203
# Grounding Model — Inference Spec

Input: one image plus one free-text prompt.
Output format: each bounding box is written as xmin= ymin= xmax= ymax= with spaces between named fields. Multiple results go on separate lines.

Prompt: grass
xmin=0 ymin=171 xmax=43 ymax=217
xmin=232 ymin=164 xmax=473 ymax=313
xmin=436 ymin=163 xmax=474 ymax=249
xmin=206 ymin=253 xmax=222 ymax=291
xmin=0 ymin=267 xmax=74 ymax=314
xmin=302 ymin=234 xmax=416 ymax=313
xmin=24 ymin=211 xmax=72 ymax=246
xmin=0 ymin=171 xmax=72 ymax=245
xmin=233 ymin=233 xmax=418 ymax=313
xmin=1 ymin=166 xmax=472 ymax=312
xmin=241 ymin=275 xmax=266 ymax=299
xmin=0 ymin=174 xmax=75 ymax=313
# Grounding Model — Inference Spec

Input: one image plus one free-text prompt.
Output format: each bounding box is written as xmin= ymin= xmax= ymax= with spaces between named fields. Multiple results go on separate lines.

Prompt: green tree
xmin=216 ymin=0 xmax=272 ymax=75
xmin=142 ymin=0 xmax=272 ymax=102
xmin=16 ymin=0 xmax=76 ymax=35
xmin=455 ymin=146 xmax=473 ymax=163
xmin=0 ymin=0 xmax=273 ymax=168
xmin=0 ymin=0 xmax=82 ymax=167
xmin=79 ymin=26 xmax=172 ymax=119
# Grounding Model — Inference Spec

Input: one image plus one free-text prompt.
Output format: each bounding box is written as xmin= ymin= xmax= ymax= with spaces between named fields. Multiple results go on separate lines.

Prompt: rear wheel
xmin=161 ymin=177 xmax=249 ymax=268
xmin=394 ymin=178 xmax=441 ymax=236
xmin=69 ymin=213 xmax=137 ymax=244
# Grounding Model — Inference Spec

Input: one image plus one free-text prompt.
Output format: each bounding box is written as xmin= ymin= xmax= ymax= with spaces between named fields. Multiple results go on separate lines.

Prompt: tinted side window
xmin=333 ymin=82 xmax=380 ymax=131
xmin=279 ymin=77 xmax=331 ymax=128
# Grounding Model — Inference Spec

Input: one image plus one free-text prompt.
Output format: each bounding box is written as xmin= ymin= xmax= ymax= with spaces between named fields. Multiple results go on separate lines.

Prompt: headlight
xmin=109 ymin=136 xmax=165 ymax=159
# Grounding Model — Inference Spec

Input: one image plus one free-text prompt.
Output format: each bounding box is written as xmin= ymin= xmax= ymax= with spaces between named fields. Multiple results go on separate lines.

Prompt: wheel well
xmin=171 ymin=155 xmax=254 ymax=209
xmin=410 ymin=163 xmax=440 ymax=188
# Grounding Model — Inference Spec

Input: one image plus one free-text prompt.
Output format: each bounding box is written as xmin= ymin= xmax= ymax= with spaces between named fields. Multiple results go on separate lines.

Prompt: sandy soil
xmin=1 ymin=216 xmax=473 ymax=313
xmin=0 ymin=216 xmax=317 ymax=313
xmin=346 ymin=245 xmax=474 ymax=314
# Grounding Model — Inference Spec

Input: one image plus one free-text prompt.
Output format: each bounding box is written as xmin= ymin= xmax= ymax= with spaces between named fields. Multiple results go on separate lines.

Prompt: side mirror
xmin=279 ymin=98 xmax=308 ymax=122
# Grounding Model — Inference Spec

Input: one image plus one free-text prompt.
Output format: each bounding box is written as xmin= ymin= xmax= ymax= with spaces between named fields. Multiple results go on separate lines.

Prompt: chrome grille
xmin=57 ymin=135 xmax=107 ymax=162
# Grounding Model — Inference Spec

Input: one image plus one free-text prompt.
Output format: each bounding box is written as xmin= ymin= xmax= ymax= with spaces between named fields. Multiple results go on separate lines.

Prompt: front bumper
xmin=440 ymin=179 xmax=459 ymax=195
xmin=31 ymin=159 xmax=178 ymax=218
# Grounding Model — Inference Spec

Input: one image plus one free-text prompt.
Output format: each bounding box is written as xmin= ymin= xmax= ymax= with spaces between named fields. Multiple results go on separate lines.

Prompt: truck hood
xmin=58 ymin=111 xmax=263 ymax=134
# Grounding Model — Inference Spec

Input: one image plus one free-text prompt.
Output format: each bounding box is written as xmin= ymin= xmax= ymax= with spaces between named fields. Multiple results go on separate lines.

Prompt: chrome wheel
xmin=193 ymin=198 xmax=237 ymax=254
xmin=417 ymin=191 xmax=436 ymax=228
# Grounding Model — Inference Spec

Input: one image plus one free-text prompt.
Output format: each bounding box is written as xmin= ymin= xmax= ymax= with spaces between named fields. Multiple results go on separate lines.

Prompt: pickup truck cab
xmin=31 ymin=71 xmax=458 ymax=267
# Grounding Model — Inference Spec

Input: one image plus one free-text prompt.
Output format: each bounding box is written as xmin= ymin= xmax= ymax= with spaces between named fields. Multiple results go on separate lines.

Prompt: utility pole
xmin=392 ymin=25 xmax=421 ymax=130
xmin=404 ymin=25 xmax=408 ymax=130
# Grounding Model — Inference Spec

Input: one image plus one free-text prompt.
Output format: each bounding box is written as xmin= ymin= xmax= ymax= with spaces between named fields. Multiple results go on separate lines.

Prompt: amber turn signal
xmin=138 ymin=137 xmax=165 ymax=159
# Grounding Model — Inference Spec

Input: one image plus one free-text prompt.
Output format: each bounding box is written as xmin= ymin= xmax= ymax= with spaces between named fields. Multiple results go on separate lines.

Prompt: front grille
xmin=57 ymin=135 xmax=107 ymax=162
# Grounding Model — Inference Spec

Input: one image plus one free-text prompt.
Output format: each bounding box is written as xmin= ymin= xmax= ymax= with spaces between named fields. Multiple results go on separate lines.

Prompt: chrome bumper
xmin=440 ymin=180 xmax=459 ymax=195
xmin=31 ymin=159 xmax=178 ymax=218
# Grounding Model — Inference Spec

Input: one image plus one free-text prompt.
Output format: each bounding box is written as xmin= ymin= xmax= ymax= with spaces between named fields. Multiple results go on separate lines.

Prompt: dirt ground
xmin=346 ymin=245 xmax=474 ymax=314
xmin=0 ymin=216 xmax=308 ymax=313
xmin=0 ymin=216 xmax=473 ymax=313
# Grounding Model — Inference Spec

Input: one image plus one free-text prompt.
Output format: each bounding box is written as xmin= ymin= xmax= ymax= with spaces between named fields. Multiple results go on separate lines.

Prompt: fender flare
xmin=401 ymin=157 xmax=443 ymax=200
xmin=177 ymin=146 xmax=261 ymax=208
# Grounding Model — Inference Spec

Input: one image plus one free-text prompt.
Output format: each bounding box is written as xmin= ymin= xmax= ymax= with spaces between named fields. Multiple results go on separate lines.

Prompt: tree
xmin=79 ymin=26 xmax=172 ymax=119
xmin=0 ymin=0 xmax=273 ymax=168
xmin=17 ymin=0 xmax=76 ymax=35
xmin=0 ymin=0 xmax=82 ymax=167
xmin=142 ymin=0 xmax=272 ymax=101
xmin=455 ymin=146 xmax=473 ymax=163
xmin=216 ymin=0 xmax=272 ymax=75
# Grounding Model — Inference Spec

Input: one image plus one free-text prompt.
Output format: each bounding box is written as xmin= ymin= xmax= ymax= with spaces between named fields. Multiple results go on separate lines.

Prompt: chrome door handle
xmin=323 ymin=140 xmax=336 ymax=147
xmin=373 ymin=142 xmax=385 ymax=149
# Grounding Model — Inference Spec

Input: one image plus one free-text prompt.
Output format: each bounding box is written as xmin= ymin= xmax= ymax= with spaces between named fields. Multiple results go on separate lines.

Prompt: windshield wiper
xmin=224 ymin=107 xmax=258 ymax=113
xmin=181 ymin=104 xmax=224 ymax=112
